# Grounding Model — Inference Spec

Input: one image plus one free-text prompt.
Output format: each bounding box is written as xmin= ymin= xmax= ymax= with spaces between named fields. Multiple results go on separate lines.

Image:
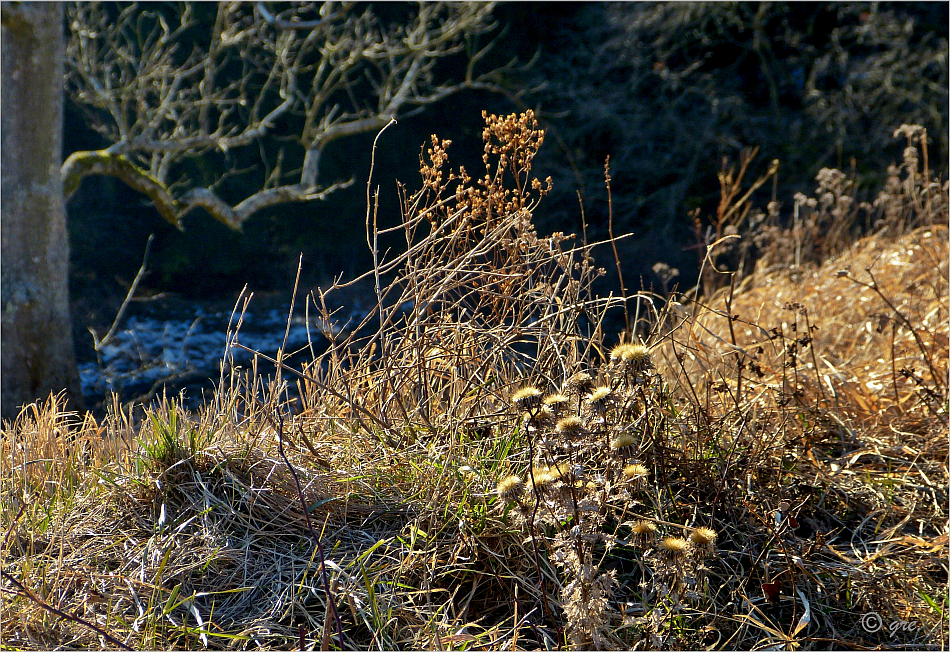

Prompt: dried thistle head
xmin=622 ymin=463 xmax=650 ymax=490
xmin=530 ymin=467 xmax=555 ymax=493
xmin=689 ymin=527 xmax=718 ymax=557
xmin=587 ymin=386 xmax=613 ymax=415
xmin=623 ymin=344 xmax=653 ymax=373
xmin=543 ymin=393 xmax=570 ymax=417
xmin=659 ymin=536 xmax=690 ymax=563
xmin=556 ymin=415 xmax=587 ymax=439
xmin=631 ymin=519 xmax=658 ymax=547
xmin=548 ymin=461 xmax=573 ymax=481
xmin=564 ymin=372 xmax=594 ymax=397
xmin=512 ymin=386 xmax=543 ymax=412
xmin=610 ymin=433 xmax=637 ymax=453
xmin=496 ymin=475 xmax=524 ymax=502
xmin=609 ymin=343 xmax=636 ymax=362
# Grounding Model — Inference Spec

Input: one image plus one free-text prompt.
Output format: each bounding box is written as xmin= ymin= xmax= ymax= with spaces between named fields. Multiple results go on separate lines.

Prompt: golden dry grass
xmin=2 ymin=114 xmax=946 ymax=650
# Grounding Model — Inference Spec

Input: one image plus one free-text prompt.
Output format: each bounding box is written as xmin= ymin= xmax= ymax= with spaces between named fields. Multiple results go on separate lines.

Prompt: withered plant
xmin=300 ymin=110 xmax=626 ymax=441
xmin=2 ymin=116 xmax=946 ymax=651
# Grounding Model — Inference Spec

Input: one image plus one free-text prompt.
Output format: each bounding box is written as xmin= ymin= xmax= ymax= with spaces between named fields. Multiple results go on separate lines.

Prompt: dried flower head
xmin=622 ymin=344 xmax=653 ymax=370
xmin=496 ymin=475 xmax=524 ymax=502
xmin=556 ymin=415 xmax=586 ymax=438
xmin=623 ymin=463 xmax=650 ymax=489
xmin=690 ymin=527 xmax=718 ymax=557
xmin=659 ymin=536 xmax=690 ymax=562
xmin=631 ymin=519 xmax=658 ymax=547
xmin=548 ymin=461 xmax=573 ymax=480
xmin=512 ymin=386 xmax=543 ymax=411
xmin=543 ymin=393 xmax=569 ymax=408
xmin=610 ymin=433 xmax=637 ymax=452
xmin=543 ymin=393 xmax=570 ymax=417
xmin=587 ymin=386 xmax=613 ymax=414
xmin=609 ymin=343 xmax=635 ymax=361
xmin=530 ymin=467 xmax=555 ymax=492
xmin=610 ymin=344 xmax=655 ymax=381
xmin=564 ymin=372 xmax=594 ymax=397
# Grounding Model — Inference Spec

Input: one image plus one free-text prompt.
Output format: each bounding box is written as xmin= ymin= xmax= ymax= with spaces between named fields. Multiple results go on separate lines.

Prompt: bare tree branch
xmin=64 ymin=2 xmax=502 ymax=229
xmin=255 ymin=2 xmax=326 ymax=30
xmin=62 ymin=150 xmax=181 ymax=226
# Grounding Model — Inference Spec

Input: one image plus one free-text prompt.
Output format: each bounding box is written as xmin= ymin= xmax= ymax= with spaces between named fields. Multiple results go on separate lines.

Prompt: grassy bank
xmin=2 ymin=115 xmax=947 ymax=650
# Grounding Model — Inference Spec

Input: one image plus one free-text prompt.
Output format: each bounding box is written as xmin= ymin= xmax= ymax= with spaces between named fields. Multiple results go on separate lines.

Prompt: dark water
xmin=78 ymin=299 xmax=341 ymax=411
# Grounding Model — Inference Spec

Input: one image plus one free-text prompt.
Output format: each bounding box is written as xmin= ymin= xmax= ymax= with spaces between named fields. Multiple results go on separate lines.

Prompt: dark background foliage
xmin=65 ymin=2 xmax=947 ymax=332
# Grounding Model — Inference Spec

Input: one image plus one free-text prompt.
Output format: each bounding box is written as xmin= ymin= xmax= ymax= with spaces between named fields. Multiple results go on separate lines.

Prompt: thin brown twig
xmin=1 ymin=569 xmax=134 ymax=651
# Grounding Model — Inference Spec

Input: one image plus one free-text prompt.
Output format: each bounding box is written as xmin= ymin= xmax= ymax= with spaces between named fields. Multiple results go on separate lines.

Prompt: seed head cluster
xmin=659 ymin=536 xmax=690 ymax=561
xmin=556 ymin=415 xmax=586 ymax=438
xmin=631 ymin=519 xmax=658 ymax=547
xmin=543 ymin=393 xmax=570 ymax=417
xmin=498 ymin=343 xmax=718 ymax=647
xmin=623 ymin=463 xmax=650 ymax=490
xmin=564 ymin=371 xmax=594 ymax=397
xmin=611 ymin=433 xmax=637 ymax=452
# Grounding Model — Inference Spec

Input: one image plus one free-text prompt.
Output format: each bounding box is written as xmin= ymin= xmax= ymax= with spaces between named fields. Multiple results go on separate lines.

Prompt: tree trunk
xmin=1 ymin=3 xmax=83 ymax=419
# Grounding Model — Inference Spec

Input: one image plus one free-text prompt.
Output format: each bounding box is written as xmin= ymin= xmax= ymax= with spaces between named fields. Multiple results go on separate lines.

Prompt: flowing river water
xmin=77 ymin=299 xmax=351 ymax=412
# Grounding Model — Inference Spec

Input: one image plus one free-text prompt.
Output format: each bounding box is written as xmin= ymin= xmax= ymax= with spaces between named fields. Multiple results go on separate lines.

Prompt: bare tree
xmin=63 ymin=2 xmax=501 ymax=229
xmin=1 ymin=1 xmax=505 ymax=417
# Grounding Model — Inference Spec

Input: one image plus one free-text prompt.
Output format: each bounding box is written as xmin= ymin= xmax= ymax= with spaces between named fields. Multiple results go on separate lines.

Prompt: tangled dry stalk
xmin=2 ymin=114 xmax=947 ymax=650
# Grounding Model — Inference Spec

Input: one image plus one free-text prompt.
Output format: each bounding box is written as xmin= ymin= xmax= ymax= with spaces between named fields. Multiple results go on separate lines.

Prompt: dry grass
xmin=648 ymin=221 xmax=948 ymax=649
xmin=2 ymin=114 xmax=947 ymax=650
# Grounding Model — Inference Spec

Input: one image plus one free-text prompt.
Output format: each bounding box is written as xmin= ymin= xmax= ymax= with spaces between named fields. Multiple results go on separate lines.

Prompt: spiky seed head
xmin=556 ymin=415 xmax=586 ymax=438
xmin=622 ymin=344 xmax=652 ymax=365
xmin=543 ymin=393 xmax=569 ymax=408
xmin=564 ymin=372 xmax=593 ymax=396
xmin=512 ymin=386 xmax=543 ymax=411
xmin=611 ymin=433 xmax=637 ymax=451
xmin=530 ymin=468 xmax=554 ymax=492
xmin=542 ymin=394 xmax=569 ymax=419
xmin=496 ymin=475 xmax=524 ymax=502
xmin=623 ymin=463 xmax=650 ymax=481
xmin=690 ymin=527 xmax=717 ymax=546
xmin=632 ymin=520 xmax=658 ymax=536
xmin=548 ymin=461 xmax=572 ymax=480
xmin=512 ymin=386 xmax=542 ymax=402
xmin=659 ymin=536 xmax=690 ymax=560
xmin=631 ymin=519 xmax=658 ymax=547
xmin=588 ymin=386 xmax=612 ymax=404
xmin=690 ymin=527 xmax=718 ymax=557
xmin=619 ymin=344 xmax=654 ymax=379
xmin=610 ymin=343 xmax=636 ymax=361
